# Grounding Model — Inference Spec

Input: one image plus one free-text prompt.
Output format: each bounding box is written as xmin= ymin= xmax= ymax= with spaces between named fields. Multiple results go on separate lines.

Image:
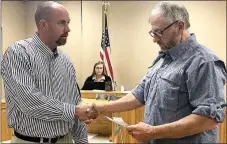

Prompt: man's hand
xmin=75 ymin=102 xmax=98 ymax=124
xmin=127 ymin=122 xmax=156 ymax=143
xmin=93 ymin=103 xmax=106 ymax=115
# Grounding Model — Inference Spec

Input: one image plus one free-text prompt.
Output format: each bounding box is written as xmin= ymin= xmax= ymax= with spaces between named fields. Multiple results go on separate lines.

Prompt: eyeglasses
xmin=149 ymin=21 xmax=179 ymax=38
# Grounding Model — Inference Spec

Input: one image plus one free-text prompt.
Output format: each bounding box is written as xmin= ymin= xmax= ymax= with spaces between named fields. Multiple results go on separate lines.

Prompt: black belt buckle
xmin=51 ymin=135 xmax=65 ymax=143
xmin=14 ymin=131 xmax=64 ymax=143
xmin=50 ymin=136 xmax=61 ymax=143
xmin=39 ymin=135 xmax=63 ymax=143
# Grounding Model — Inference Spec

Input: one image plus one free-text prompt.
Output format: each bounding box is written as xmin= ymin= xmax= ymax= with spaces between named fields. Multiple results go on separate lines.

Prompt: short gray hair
xmin=34 ymin=1 xmax=61 ymax=29
xmin=150 ymin=1 xmax=190 ymax=29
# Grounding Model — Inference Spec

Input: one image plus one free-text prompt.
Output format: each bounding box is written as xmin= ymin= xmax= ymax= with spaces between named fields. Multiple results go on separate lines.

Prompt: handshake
xmin=75 ymin=102 xmax=103 ymax=124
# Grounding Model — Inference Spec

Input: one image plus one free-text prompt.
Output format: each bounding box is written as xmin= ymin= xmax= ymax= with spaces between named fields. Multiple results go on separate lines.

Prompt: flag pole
xmin=101 ymin=1 xmax=115 ymax=90
xmin=101 ymin=1 xmax=110 ymax=51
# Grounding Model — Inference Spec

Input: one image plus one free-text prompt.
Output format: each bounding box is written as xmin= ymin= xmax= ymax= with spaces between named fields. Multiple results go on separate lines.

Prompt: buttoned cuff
xmin=192 ymin=103 xmax=225 ymax=123
xmin=62 ymin=104 xmax=76 ymax=122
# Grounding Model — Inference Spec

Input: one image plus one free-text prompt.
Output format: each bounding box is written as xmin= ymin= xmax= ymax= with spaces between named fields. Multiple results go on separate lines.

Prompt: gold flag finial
xmin=102 ymin=1 xmax=110 ymax=14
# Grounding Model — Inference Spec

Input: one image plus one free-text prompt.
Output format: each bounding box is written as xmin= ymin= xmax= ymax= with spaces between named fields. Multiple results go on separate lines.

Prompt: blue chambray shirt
xmin=132 ymin=34 xmax=227 ymax=144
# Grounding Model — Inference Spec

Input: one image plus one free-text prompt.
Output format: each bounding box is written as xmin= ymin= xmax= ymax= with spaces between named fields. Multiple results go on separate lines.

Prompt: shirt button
xmin=211 ymin=113 xmax=216 ymax=119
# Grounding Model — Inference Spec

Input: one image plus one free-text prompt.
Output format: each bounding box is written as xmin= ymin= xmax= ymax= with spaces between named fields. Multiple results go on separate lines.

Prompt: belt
xmin=14 ymin=131 xmax=65 ymax=143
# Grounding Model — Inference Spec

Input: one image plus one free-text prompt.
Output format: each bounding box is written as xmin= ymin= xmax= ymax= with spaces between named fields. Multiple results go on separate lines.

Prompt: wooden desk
xmin=81 ymin=90 xmax=129 ymax=99
xmin=81 ymin=90 xmax=144 ymax=143
xmin=81 ymin=90 xmax=131 ymax=137
xmin=82 ymin=98 xmax=112 ymax=136
xmin=219 ymin=110 xmax=227 ymax=144
xmin=1 ymin=99 xmax=13 ymax=141
xmin=1 ymin=91 xmax=227 ymax=143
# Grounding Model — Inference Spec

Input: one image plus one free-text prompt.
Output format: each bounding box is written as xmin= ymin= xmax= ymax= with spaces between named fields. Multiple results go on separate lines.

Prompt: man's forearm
xmin=97 ymin=92 xmax=143 ymax=114
xmin=153 ymin=114 xmax=218 ymax=139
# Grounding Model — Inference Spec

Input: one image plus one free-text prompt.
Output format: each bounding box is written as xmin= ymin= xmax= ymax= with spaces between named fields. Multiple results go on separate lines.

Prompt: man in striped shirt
xmin=1 ymin=1 xmax=97 ymax=143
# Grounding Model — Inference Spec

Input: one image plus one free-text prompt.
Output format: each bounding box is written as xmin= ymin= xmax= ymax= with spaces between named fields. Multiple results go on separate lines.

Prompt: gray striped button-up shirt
xmin=132 ymin=34 xmax=226 ymax=144
xmin=1 ymin=33 xmax=87 ymax=142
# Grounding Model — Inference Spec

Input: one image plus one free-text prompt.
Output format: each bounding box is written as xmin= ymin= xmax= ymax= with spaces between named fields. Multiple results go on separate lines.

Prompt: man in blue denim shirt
xmin=94 ymin=1 xmax=226 ymax=144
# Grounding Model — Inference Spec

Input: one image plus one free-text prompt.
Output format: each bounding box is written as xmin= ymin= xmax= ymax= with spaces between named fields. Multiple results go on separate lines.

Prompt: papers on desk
xmin=92 ymin=90 xmax=105 ymax=92
xmin=104 ymin=116 xmax=129 ymax=127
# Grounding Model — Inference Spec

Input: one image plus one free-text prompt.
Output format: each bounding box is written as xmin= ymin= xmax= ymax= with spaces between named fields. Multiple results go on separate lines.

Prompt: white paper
xmin=92 ymin=90 xmax=105 ymax=92
xmin=104 ymin=116 xmax=129 ymax=127
xmin=120 ymin=86 xmax=124 ymax=92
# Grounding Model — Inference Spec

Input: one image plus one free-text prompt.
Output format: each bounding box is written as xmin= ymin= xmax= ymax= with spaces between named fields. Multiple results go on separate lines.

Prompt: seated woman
xmin=81 ymin=61 xmax=112 ymax=90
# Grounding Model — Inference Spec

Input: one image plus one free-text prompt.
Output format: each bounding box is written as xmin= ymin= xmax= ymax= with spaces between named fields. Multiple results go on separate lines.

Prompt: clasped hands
xmin=75 ymin=102 xmax=102 ymax=124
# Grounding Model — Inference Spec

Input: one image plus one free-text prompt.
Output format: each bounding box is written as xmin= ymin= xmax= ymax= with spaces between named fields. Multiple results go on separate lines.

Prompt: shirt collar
xmin=161 ymin=33 xmax=198 ymax=60
xmin=32 ymin=32 xmax=59 ymax=59
xmin=92 ymin=75 xmax=105 ymax=80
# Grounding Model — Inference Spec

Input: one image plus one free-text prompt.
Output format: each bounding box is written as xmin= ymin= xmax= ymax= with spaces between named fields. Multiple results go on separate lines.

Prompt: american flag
xmin=100 ymin=12 xmax=114 ymax=82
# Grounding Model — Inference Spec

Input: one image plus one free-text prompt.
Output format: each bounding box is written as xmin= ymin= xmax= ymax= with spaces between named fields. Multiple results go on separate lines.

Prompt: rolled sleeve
xmin=192 ymin=104 xmax=225 ymax=123
xmin=187 ymin=61 xmax=226 ymax=123
xmin=132 ymin=75 xmax=147 ymax=105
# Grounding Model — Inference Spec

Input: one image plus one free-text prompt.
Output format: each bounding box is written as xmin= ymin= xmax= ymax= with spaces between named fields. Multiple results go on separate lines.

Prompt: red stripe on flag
xmin=100 ymin=51 xmax=104 ymax=60
xmin=104 ymin=48 xmax=114 ymax=80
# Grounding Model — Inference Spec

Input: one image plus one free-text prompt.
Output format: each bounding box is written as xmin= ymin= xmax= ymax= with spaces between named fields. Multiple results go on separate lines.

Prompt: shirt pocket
xmin=157 ymin=72 xmax=182 ymax=111
xmin=144 ymin=67 xmax=157 ymax=102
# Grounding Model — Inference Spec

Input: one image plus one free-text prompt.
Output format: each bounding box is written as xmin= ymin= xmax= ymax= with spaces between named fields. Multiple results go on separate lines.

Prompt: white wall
xmin=1 ymin=1 xmax=26 ymax=98
xmin=2 ymin=1 xmax=226 ymax=92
